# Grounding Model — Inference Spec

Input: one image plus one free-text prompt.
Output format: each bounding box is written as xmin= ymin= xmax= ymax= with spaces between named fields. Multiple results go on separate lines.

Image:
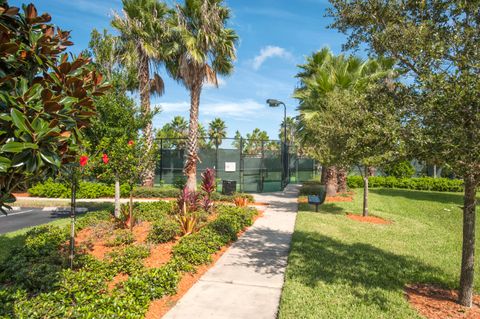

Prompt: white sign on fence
xmin=225 ymin=162 xmax=236 ymax=172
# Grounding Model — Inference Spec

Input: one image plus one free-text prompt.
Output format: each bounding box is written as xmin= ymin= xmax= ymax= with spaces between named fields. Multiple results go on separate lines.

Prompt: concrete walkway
xmin=163 ymin=184 xmax=300 ymax=319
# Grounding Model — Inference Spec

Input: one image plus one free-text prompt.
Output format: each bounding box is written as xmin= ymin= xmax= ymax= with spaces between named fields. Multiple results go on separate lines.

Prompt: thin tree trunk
xmin=138 ymin=48 xmax=154 ymax=187
xmin=185 ymin=84 xmax=201 ymax=192
xmin=69 ymin=172 xmax=77 ymax=269
xmin=325 ymin=166 xmax=337 ymax=197
xmin=129 ymin=191 xmax=134 ymax=232
xmin=363 ymin=166 xmax=369 ymax=217
xmin=458 ymin=174 xmax=478 ymax=307
xmin=337 ymin=167 xmax=347 ymax=193
xmin=320 ymin=166 xmax=327 ymax=184
xmin=367 ymin=166 xmax=376 ymax=177
xmin=114 ymin=178 xmax=120 ymax=219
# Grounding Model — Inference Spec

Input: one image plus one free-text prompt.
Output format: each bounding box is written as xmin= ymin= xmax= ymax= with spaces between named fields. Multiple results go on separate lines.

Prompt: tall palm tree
xmin=295 ymin=47 xmax=394 ymax=196
xmin=208 ymin=118 xmax=227 ymax=147
xmin=168 ymin=0 xmax=238 ymax=191
xmin=112 ymin=0 xmax=174 ymax=187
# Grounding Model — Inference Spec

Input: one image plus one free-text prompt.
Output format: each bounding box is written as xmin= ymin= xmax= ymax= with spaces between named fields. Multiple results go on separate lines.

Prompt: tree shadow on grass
xmin=287 ymin=230 xmax=447 ymax=310
xmin=370 ymin=188 xmax=464 ymax=205
xmin=299 ymin=202 xmax=345 ymax=214
xmin=0 ymin=233 xmax=26 ymax=264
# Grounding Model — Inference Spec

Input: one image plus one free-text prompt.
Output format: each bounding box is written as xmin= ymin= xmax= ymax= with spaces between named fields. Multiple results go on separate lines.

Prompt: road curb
xmin=8 ymin=207 xmax=88 ymax=213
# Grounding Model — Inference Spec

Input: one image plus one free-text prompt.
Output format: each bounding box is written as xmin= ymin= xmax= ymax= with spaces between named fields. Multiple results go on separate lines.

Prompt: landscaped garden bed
xmin=0 ymin=197 xmax=260 ymax=318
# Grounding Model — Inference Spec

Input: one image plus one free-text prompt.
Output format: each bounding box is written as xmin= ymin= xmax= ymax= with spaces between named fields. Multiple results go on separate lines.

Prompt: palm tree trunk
xmin=185 ymin=84 xmax=201 ymax=192
xmin=363 ymin=166 xmax=369 ymax=217
xmin=458 ymin=174 xmax=479 ymax=307
xmin=325 ymin=166 xmax=337 ymax=197
xmin=337 ymin=167 xmax=347 ymax=193
xmin=138 ymin=48 xmax=154 ymax=187
xmin=114 ymin=178 xmax=121 ymax=218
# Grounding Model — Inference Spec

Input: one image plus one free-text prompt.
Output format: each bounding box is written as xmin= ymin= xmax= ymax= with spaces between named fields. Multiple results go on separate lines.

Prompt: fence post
xmin=239 ymin=137 xmax=243 ymax=192
xmin=159 ymin=138 xmax=163 ymax=182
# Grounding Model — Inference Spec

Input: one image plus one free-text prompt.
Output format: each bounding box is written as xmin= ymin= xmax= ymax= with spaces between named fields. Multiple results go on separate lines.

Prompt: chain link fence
xmin=155 ymin=137 xmax=318 ymax=192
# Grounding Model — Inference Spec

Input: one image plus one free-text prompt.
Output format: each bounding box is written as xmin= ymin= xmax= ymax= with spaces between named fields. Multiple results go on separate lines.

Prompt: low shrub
xmin=148 ymin=218 xmax=180 ymax=243
xmin=135 ymin=201 xmax=175 ymax=222
xmin=107 ymin=245 xmax=150 ymax=275
xmin=106 ymin=229 xmax=135 ymax=247
xmin=132 ymin=186 xmax=180 ymax=198
xmin=28 ymin=179 xmax=130 ymax=198
xmin=347 ymin=176 xmax=463 ymax=192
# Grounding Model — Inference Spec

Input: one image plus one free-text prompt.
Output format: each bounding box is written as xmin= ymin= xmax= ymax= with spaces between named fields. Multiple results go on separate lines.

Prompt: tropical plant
xmin=0 ymin=2 xmax=107 ymax=213
xmin=328 ymin=1 xmax=480 ymax=306
xmin=234 ymin=197 xmax=248 ymax=207
xmin=112 ymin=0 xmax=173 ymax=187
xmin=200 ymin=168 xmax=216 ymax=213
xmin=175 ymin=214 xmax=200 ymax=236
xmin=167 ymin=0 xmax=238 ymax=192
xmin=208 ymin=118 xmax=227 ymax=147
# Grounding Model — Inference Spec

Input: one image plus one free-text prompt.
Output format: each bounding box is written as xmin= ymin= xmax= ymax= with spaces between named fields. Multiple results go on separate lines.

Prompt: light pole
xmin=266 ymin=99 xmax=288 ymax=189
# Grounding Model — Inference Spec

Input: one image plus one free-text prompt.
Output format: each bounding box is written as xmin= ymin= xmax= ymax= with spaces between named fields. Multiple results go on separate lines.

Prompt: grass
xmin=279 ymin=187 xmax=479 ymax=319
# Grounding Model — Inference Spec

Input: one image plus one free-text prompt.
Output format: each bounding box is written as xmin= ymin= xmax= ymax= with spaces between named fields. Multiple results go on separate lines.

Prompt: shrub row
xmin=28 ymin=179 xmax=131 ymax=198
xmin=170 ymin=205 xmax=257 ymax=269
xmin=347 ymin=176 xmax=464 ymax=192
xmin=28 ymin=180 xmax=255 ymax=202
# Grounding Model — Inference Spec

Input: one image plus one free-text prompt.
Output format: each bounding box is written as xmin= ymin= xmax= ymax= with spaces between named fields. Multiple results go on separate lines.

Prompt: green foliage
xmin=107 ymin=245 xmax=150 ymax=275
xmin=135 ymin=201 xmax=175 ymax=222
xmin=106 ymin=229 xmax=135 ymax=247
xmin=0 ymin=202 xmax=258 ymax=317
xmin=347 ymin=176 xmax=463 ymax=192
xmin=173 ymin=176 xmax=187 ymax=190
xmin=132 ymin=186 xmax=180 ymax=198
xmin=28 ymin=179 xmax=130 ymax=198
xmin=0 ymin=2 xmax=108 ymax=212
xmin=383 ymin=161 xmax=416 ymax=179
xmin=148 ymin=218 xmax=180 ymax=243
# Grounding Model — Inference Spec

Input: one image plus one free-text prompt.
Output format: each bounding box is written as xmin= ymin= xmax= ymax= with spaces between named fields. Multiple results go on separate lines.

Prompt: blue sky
xmin=11 ymin=0 xmax=348 ymax=139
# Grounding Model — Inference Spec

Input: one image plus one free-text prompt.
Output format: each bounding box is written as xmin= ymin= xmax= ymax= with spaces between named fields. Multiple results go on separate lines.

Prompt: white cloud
xmin=201 ymin=99 xmax=264 ymax=118
xmin=252 ymin=46 xmax=293 ymax=70
xmin=156 ymin=99 xmax=265 ymax=119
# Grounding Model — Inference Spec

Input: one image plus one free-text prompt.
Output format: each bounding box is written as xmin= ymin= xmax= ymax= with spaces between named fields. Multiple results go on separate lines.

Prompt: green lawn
xmin=279 ymin=187 xmax=479 ymax=319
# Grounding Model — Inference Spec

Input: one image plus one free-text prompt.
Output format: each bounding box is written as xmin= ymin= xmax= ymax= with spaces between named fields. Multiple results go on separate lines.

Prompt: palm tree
xmin=112 ymin=0 xmax=173 ymax=187
xmin=208 ymin=118 xmax=227 ymax=148
xmin=296 ymin=47 xmax=395 ymax=200
xmin=168 ymin=0 xmax=238 ymax=191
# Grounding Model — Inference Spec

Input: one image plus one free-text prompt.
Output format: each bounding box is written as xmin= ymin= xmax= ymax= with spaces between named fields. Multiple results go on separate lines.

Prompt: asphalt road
xmin=0 ymin=208 xmax=86 ymax=235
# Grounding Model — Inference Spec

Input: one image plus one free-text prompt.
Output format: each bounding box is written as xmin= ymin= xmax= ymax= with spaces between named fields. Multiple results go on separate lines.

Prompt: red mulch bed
xmin=405 ymin=284 xmax=480 ymax=319
xmin=346 ymin=213 xmax=391 ymax=225
xmin=12 ymin=192 xmax=29 ymax=197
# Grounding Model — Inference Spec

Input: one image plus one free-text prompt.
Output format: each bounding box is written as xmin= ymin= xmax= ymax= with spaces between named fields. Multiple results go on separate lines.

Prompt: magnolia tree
xmin=328 ymin=0 xmax=480 ymax=306
xmin=0 ymin=2 xmax=107 ymax=214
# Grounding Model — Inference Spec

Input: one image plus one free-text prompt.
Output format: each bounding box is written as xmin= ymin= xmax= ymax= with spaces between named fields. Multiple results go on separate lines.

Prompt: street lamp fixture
xmin=266 ymin=99 xmax=289 ymax=189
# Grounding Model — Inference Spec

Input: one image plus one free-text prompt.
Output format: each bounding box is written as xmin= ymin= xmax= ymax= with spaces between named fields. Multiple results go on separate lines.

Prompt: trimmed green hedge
xmin=28 ymin=180 xmax=255 ymax=202
xmin=347 ymin=176 xmax=464 ymax=192
xmin=28 ymin=179 xmax=130 ymax=198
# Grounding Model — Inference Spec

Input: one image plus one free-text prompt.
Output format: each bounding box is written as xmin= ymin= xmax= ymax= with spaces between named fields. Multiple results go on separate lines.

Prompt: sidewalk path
xmin=163 ymin=184 xmax=300 ymax=319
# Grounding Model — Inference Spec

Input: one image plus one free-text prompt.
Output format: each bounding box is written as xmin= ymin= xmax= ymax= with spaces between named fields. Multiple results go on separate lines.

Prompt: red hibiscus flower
xmin=79 ymin=155 xmax=88 ymax=167
xmin=128 ymin=140 xmax=134 ymax=146
xmin=102 ymin=153 xmax=109 ymax=164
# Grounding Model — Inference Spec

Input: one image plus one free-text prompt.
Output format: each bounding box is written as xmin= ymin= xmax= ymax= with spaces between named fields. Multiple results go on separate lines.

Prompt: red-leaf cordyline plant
xmin=200 ymin=168 xmax=216 ymax=212
xmin=177 ymin=186 xmax=199 ymax=215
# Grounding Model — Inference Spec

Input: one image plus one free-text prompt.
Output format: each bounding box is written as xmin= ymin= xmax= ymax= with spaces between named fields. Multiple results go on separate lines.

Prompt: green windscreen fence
xmin=156 ymin=137 xmax=317 ymax=193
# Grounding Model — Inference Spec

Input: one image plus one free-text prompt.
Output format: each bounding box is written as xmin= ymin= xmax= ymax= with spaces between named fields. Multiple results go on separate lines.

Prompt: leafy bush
xmin=76 ymin=210 xmax=113 ymax=230
xmin=132 ymin=186 xmax=180 ymax=198
xmin=148 ymin=218 xmax=180 ymax=243
xmin=107 ymin=245 xmax=150 ymax=275
xmin=28 ymin=179 xmax=130 ymax=198
xmin=106 ymin=229 xmax=135 ymax=247
xmin=173 ymin=176 xmax=187 ymax=190
xmin=383 ymin=161 xmax=416 ymax=178
xmin=347 ymin=176 xmax=463 ymax=192
xmin=135 ymin=201 xmax=175 ymax=222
